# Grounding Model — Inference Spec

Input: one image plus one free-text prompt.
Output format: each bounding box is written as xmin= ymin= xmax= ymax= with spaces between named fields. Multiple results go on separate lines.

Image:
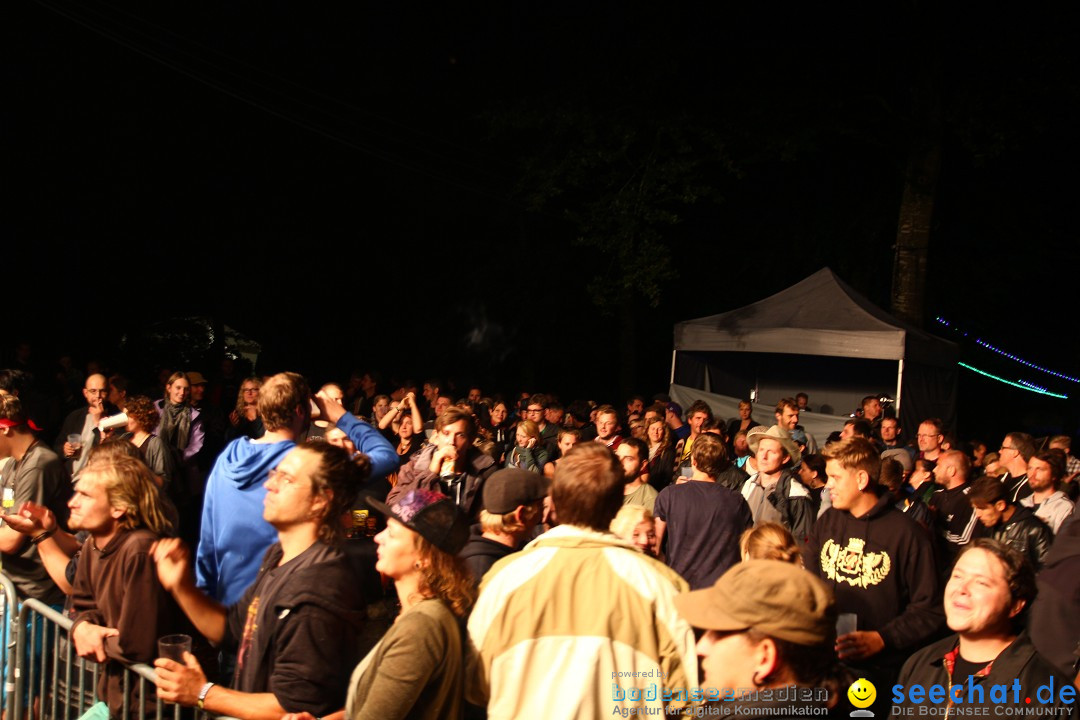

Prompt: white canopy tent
xmin=671 ymin=268 xmax=958 ymax=433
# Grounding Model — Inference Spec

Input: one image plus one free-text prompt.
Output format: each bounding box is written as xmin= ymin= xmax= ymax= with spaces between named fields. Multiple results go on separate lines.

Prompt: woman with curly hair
xmin=123 ymin=394 xmax=177 ymax=488
xmin=645 ymin=417 xmax=676 ymax=490
xmin=343 ymin=489 xmax=475 ymax=720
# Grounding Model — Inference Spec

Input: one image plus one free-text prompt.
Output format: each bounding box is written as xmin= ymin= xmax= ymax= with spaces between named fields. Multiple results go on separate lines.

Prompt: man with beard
xmin=54 ymin=373 xmax=110 ymax=477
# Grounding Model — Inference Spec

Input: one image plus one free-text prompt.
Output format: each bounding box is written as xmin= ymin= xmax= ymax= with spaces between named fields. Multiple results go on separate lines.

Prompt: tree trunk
xmin=891 ymin=62 xmax=942 ymax=329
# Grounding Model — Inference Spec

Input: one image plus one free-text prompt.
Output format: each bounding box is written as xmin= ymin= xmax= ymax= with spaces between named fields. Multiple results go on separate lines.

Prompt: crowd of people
xmin=1 ymin=356 xmax=1079 ymax=720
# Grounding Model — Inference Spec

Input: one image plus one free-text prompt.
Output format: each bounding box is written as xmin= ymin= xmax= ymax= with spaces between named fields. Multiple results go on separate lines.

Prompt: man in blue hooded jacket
xmin=195 ymin=372 xmax=396 ymax=605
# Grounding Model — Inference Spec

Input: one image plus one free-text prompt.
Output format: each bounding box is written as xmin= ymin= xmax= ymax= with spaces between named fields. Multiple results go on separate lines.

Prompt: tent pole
xmin=895 ymin=359 xmax=904 ymax=416
xmin=670 ymin=350 xmax=677 ymax=386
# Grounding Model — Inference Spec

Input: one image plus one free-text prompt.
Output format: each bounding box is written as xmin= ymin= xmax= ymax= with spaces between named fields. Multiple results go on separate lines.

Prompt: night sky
xmin=8 ymin=2 xmax=1079 ymax=435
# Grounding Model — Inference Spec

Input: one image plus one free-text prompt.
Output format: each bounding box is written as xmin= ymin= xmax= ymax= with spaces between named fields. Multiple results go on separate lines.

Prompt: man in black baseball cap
xmin=458 ymin=468 xmax=549 ymax=586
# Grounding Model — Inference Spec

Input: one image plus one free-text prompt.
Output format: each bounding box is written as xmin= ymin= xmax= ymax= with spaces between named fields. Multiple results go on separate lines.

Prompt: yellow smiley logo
xmin=847 ymin=678 xmax=876 ymax=709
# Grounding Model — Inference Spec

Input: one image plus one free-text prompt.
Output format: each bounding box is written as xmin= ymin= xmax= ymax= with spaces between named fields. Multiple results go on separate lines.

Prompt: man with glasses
xmin=998 ymin=432 xmax=1036 ymax=503
xmin=915 ymin=418 xmax=946 ymax=462
xmin=525 ymin=394 xmax=560 ymax=457
xmin=53 ymin=373 xmax=111 ymax=477
xmin=195 ymin=373 xmax=395 ymax=605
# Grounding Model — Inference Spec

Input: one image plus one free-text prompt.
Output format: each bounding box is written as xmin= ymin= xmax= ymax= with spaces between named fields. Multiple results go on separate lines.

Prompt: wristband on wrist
xmin=31 ymin=527 xmax=57 ymax=544
xmin=197 ymin=682 xmax=215 ymax=710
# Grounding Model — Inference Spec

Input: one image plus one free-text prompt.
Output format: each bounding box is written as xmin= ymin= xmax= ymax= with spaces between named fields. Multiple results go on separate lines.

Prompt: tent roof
xmin=674 ymin=268 xmax=957 ymax=365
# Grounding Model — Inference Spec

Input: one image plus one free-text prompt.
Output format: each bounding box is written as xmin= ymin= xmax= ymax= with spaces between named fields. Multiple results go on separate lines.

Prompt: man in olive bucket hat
xmin=740 ymin=424 xmax=817 ymax=543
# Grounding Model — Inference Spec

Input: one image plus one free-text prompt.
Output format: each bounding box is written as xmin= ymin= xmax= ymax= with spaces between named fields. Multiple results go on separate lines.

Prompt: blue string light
xmin=958 ymin=362 xmax=1069 ymax=399
xmin=936 ymin=317 xmax=1080 ymax=384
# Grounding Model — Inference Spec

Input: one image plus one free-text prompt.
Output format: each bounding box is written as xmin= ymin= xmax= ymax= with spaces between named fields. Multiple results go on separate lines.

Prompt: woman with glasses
xmin=227 ymin=377 xmax=264 ymax=441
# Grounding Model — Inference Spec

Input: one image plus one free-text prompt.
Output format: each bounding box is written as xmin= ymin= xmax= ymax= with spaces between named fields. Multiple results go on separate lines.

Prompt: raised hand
xmin=151 ymin=537 xmax=192 ymax=593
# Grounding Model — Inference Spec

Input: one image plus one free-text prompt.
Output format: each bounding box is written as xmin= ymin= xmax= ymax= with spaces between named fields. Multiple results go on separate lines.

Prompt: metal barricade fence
xmin=2 ymin=571 xmax=19 ymax=720
xmin=9 ymin=595 xmax=213 ymax=720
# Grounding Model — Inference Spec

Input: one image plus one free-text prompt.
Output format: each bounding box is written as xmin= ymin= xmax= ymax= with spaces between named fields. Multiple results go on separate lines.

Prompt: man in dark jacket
xmin=1029 ymin=515 xmax=1080 ymax=678
xmin=806 ymin=437 xmax=943 ymax=716
xmin=52 ymin=373 xmax=110 ymax=477
xmin=968 ymin=475 xmax=1053 ymax=570
xmin=740 ymin=425 xmax=817 ymax=543
xmin=153 ymin=442 xmax=367 ymax=719
xmin=389 ymin=406 xmax=496 ymax=520
xmin=459 ymin=468 xmax=548 ymax=586
xmin=895 ymin=540 xmax=1074 ymax=717
xmin=928 ymin=450 xmax=979 ymax=566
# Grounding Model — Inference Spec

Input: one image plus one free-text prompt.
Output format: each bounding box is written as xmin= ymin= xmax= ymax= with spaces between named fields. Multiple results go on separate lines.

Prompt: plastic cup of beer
xmin=158 ymin=634 xmax=192 ymax=663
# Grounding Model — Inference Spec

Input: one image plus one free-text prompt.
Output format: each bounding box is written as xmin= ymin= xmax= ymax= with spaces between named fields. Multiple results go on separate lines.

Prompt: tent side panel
xmin=899 ymin=361 xmax=959 ymax=439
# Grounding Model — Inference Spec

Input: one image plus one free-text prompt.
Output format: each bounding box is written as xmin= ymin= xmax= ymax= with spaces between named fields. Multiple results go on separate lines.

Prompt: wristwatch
xmin=197 ymin=682 xmax=215 ymax=710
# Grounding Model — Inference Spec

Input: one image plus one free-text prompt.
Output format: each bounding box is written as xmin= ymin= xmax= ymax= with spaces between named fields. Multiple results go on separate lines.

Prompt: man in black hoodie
xmin=151 ymin=442 xmax=367 ymax=720
xmin=459 ymin=468 xmax=548 ymax=587
xmin=806 ymin=437 xmax=943 ymax=715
